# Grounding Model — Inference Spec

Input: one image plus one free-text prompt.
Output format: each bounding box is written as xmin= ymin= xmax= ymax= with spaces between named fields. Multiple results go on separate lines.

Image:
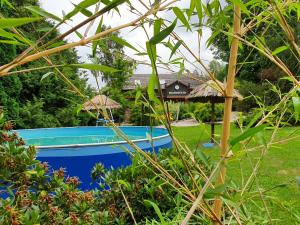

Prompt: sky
xmin=39 ymin=0 xmax=214 ymax=87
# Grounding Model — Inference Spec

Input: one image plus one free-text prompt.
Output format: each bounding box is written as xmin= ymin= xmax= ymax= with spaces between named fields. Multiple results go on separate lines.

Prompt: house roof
xmin=123 ymin=73 xmax=203 ymax=90
xmin=186 ymin=80 xmax=243 ymax=103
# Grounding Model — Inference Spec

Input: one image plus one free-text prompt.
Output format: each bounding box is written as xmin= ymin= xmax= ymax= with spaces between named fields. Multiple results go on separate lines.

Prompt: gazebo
xmin=83 ymin=95 xmax=121 ymax=125
xmin=186 ymin=80 xmax=242 ymax=143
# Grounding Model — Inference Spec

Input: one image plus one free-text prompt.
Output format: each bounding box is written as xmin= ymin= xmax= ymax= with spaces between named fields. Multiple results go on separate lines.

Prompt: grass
xmin=173 ymin=124 xmax=300 ymax=224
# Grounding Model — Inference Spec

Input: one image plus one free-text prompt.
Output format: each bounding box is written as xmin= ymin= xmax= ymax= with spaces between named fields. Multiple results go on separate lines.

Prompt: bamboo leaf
xmin=228 ymin=0 xmax=250 ymax=15
xmin=204 ymin=184 xmax=227 ymax=198
xmin=40 ymin=72 xmax=54 ymax=82
xmin=134 ymin=89 xmax=141 ymax=105
xmin=0 ymin=28 xmax=16 ymax=40
xmin=65 ymin=0 xmax=124 ymax=20
xmin=144 ymin=200 xmax=166 ymax=225
xmin=206 ymin=29 xmax=220 ymax=47
xmin=230 ymin=124 xmax=267 ymax=147
xmin=195 ymin=0 xmax=203 ymax=22
xmin=147 ymin=72 xmax=157 ymax=101
xmin=75 ymin=31 xmax=83 ymax=39
xmin=26 ymin=6 xmax=63 ymax=22
xmin=92 ymin=16 xmax=103 ymax=57
xmin=173 ymin=7 xmax=191 ymax=31
xmin=195 ymin=150 xmax=209 ymax=167
xmin=64 ymin=0 xmax=99 ymax=19
xmin=110 ymin=35 xmax=139 ymax=52
xmin=0 ymin=17 xmax=42 ymax=28
xmin=72 ymin=3 xmax=93 ymax=17
xmin=245 ymin=110 xmax=264 ymax=130
xmin=292 ymin=96 xmax=300 ymax=122
xmin=146 ymin=41 xmax=157 ymax=66
xmin=76 ymin=103 xmax=84 ymax=115
xmin=1 ymin=0 xmax=15 ymax=9
xmin=272 ymin=46 xmax=288 ymax=55
xmin=169 ymin=40 xmax=182 ymax=59
xmin=149 ymin=19 xmax=177 ymax=45
xmin=117 ymin=179 xmax=130 ymax=189
xmin=70 ymin=63 xmax=119 ymax=72
xmin=0 ymin=39 xmax=25 ymax=45
xmin=188 ymin=0 xmax=196 ymax=20
xmin=154 ymin=19 xmax=162 ymax=36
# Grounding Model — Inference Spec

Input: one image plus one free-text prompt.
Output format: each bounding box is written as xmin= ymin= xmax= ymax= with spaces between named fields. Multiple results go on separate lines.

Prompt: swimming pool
xmin=16 ymin=126 xmax=172 ymax=189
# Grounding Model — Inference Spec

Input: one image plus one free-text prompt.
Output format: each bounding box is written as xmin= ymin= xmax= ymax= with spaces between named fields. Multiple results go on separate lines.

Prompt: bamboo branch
xmin=0 ymin=1 xmax=176 ymax=76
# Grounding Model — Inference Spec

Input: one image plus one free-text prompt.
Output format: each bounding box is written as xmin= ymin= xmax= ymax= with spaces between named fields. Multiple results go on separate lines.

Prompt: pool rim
xmin=16 ymin=126 xmax=170 ymax=149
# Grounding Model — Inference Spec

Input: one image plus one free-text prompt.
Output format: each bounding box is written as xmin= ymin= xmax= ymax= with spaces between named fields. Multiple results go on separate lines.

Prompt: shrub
xmin=94 ymin=148 xmax=212 ymax=224
xmin=179 ymin=102 xmax=224 ymax=122
xmin=0 ymin=115 xmax=102 ymax=225
xmin=0 ymin=113 xmax=210 ymax=224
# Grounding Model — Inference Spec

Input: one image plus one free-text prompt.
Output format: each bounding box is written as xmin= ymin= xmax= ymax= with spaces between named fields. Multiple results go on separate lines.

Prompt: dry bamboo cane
xmin=212 ymin=4 xmax=241 ymax=224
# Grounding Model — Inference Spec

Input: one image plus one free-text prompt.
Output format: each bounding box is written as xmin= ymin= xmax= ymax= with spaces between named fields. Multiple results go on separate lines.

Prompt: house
xmin=123 ymin=73 xmax=203 ymax=101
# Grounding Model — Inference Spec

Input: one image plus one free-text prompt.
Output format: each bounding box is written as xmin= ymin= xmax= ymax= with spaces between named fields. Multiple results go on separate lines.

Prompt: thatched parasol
xmin=186 ymin=80 xmax=242 ymax=143
xmin=83 ymin=95 xmax=121 ymax=111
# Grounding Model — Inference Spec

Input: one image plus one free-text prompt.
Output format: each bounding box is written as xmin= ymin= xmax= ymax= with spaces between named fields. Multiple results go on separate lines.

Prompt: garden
xmin=0 ymin=0 xmax=300 ymax=224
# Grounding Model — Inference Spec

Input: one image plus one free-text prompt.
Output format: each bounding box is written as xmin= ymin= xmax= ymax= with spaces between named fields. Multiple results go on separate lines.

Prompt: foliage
xmin=0 ymin=116 xmax=102 ymax=225
xmin=210 ymin=5 xmax=300 ymax=84
xmin=179 ymin=102 xmax=224 ymax=122
xmin=90 ymin=26 xmax=136 ymax=91
xmin=208 ymin=60 xmax=226 ymax=81
xmin=174 ymin=125 xmax=300 ymax=224
xmin=0 ymin=114 xmax=211 ymax=224
xmin=129 ymin=101 xmax=151 ymax=125
xmin=0 ymin=0 xmax=94 ymax=129
xmin=94 ymin=148 xmax=210 ymax=224
xmin=0 ymin=0 xmax=300 ymax=224
xmin=209 ymin=1 xmax=298 ymax=113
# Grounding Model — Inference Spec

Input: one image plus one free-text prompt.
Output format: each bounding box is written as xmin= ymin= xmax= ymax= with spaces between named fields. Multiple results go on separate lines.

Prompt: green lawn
xmin=173 ymin=124 xmax=300 ymax=224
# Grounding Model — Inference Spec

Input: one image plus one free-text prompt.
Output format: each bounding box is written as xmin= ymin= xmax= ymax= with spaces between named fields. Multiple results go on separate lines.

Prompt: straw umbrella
xmin=82 ymin=95 xmax=121 ymax=122
xmin=186 ymin=80 xmax=242 ymax=143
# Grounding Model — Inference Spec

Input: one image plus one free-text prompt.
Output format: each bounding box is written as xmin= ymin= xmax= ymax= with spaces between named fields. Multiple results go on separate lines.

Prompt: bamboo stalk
xmin=212 ymin=5 xmax=241 ymax=224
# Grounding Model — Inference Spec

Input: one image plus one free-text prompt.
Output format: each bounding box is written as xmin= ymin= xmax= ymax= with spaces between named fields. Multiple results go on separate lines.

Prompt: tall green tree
xmin=210 ymin=6 xmax=300 ymax=84
xmin=89 ymin=26 xmax=136 ymax=91
xmin=0 ymin=0 xmax=94 ymax=128
xmin=209 ymin=4 xmax=299 ymax=111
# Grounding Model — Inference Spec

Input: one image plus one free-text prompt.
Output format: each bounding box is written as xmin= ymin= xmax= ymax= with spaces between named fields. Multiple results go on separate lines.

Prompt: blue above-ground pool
xmin=16 ymin=126 xmax=172 ymax=190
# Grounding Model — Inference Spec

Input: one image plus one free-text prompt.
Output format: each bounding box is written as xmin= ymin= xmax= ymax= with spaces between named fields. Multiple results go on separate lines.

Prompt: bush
xmin=129 ymin=101 xmax=151 ymax=125
xmin=93 ymin=147 xmax=212 ymax=224
xmin=0 ymin=113 xmax=211 ymax=224
xmin=0 ymin=116 xmax=101 ymax=224
xmin=179 ymin=102 xmax=224 ymax=122
xmin=17 ymin=98 xmax=60 ymax=128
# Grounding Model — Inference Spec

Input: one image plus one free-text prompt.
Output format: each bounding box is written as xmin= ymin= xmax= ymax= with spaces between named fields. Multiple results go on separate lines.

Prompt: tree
xmin=210 ymin=7 xmax=300 ymax=84
xmin=208 ymin=59 xmax=226 ymax=81
xmin=89 ymin=26 xmax=136 ymax=91
xmin=0 ymin=0 xmax=94 ymax=128
xmin=209 ymin=5 xmax=299 ymax=112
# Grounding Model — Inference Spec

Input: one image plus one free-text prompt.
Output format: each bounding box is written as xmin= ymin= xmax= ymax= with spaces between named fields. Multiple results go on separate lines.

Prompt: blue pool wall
xmin=16 ymin=126 xmax=172 ymax=190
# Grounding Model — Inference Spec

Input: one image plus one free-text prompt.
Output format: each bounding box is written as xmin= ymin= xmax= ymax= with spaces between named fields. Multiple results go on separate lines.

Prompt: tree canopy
xmin=0 ymin=0 xmax=94 ymax=128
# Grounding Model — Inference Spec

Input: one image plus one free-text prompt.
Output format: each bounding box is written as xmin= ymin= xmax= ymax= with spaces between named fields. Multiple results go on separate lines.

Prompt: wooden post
xmin=211 ymin=101 xmax=215 ymax=143
xmin=176 ymin=102 xmax=181 ymax=121
xmin=212 ymin=4 xmax=241 ymax=224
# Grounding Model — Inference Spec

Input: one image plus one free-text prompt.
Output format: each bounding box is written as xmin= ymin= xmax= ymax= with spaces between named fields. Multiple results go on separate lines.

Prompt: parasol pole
xmin=176 ymin=102 xmax=181 ymax=121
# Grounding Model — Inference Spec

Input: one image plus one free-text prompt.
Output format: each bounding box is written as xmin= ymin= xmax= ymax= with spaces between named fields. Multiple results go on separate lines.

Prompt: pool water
xmin=26 ymin=135 xmax=145 ymax=146
xmin=16 ymin=126 xmax=172 ymax=189
xmin=17 ymin=126 xmax=167 ymax=147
